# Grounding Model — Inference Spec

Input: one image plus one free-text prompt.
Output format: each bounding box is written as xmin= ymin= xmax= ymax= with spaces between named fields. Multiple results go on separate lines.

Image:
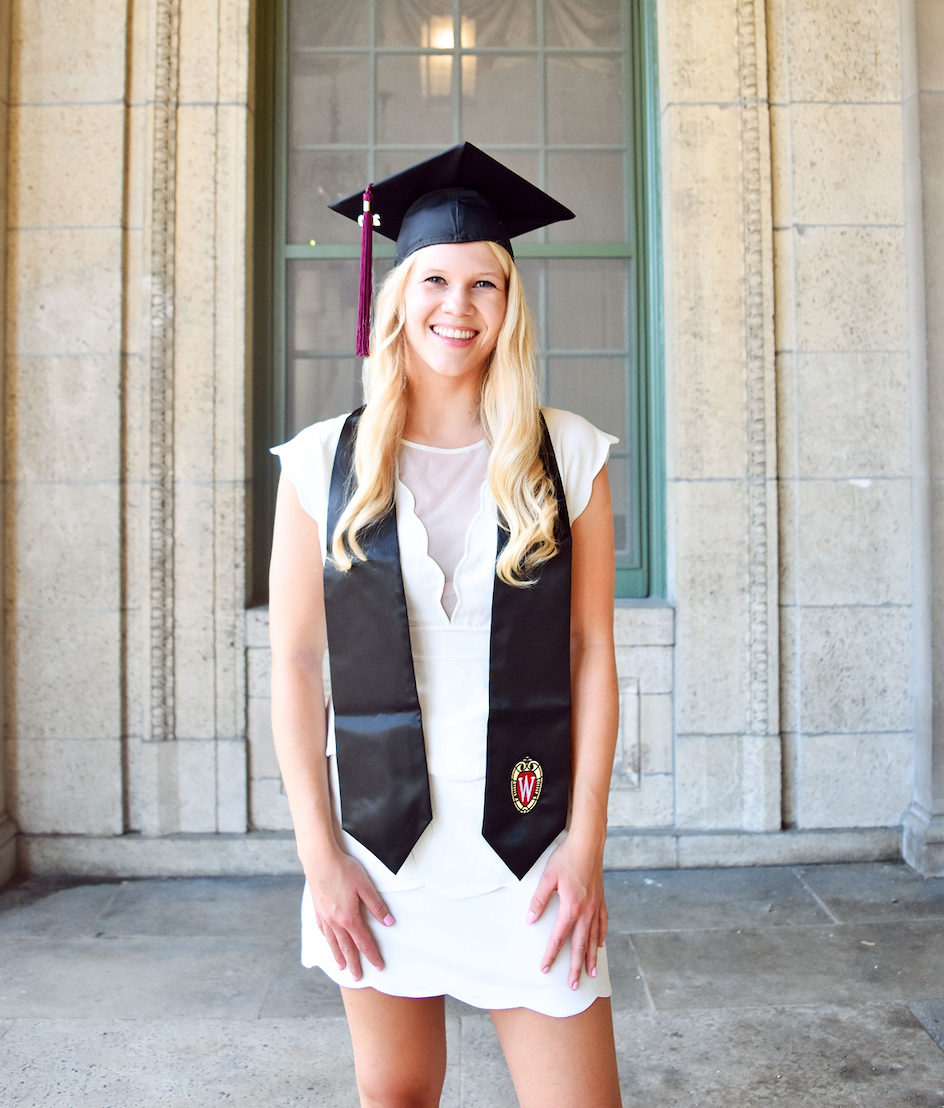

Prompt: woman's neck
xmin=401 ymin=373 xmax=484 ymax=449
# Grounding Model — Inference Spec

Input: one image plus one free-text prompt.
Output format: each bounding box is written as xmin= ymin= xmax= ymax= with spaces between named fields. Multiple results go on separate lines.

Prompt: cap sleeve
xmin=541 ymin=408 xmax=619 ymax=523
xmin=270 ymin=412 xmax=349 ymax=559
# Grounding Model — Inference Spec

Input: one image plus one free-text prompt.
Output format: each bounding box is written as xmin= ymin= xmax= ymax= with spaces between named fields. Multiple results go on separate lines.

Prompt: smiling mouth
xmin=431 ymin=325 xmax=478 ymax=340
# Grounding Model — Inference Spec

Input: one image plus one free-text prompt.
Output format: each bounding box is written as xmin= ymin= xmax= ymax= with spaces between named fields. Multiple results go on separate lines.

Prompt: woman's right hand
xmin=304 ymin=847 xmax=395 ymax=981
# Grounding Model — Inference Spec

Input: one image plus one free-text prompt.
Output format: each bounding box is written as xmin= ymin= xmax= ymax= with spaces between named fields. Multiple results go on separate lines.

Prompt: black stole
xmin=324 ymin=409 xmax=572 ymax=879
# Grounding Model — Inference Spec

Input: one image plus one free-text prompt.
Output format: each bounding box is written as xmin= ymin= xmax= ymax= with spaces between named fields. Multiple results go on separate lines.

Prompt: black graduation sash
xmin=324 ymin=409 xmax=571 ymax=879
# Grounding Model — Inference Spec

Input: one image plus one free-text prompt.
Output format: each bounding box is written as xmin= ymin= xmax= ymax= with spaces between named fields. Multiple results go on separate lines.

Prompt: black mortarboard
xmin=329 ymin=143 xmax=575 ymax=355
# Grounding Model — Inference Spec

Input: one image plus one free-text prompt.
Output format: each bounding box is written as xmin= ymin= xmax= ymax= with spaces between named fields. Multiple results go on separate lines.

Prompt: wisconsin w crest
xmin=510 ymin=757 xmax=543 ymax=814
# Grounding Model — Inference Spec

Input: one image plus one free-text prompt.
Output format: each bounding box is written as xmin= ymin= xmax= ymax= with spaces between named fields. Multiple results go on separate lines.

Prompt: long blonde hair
xmin=330 ymin=241 xmax=558 ymax=585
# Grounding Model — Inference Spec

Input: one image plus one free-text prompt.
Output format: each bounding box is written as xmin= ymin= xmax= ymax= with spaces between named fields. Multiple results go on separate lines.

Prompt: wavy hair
xmin=330 ymin=241 xmax=558 ymax=585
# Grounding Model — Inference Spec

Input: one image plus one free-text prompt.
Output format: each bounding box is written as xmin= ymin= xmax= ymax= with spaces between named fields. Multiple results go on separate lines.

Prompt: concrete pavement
xmin=1 ymin=862 xmax=943 ymax=1106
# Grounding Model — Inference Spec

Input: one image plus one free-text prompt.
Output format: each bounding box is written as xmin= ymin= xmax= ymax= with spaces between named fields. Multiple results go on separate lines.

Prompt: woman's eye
xmin=475 ymin=280 xmax=497 ymax=289
xmin=424 ymin=275 xmax=445 ymax=285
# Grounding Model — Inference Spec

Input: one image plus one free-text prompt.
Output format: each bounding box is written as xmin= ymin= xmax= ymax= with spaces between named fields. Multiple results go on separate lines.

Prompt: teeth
xmin=432 ymin=326 xmax=476 ymax=340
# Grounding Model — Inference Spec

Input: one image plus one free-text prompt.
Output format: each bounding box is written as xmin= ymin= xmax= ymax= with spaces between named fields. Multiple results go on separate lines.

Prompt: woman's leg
xmin=490 ymin=997 xmax=622 ymax=1108
xmin=340 ymin=987 xmax=447 ymax=1108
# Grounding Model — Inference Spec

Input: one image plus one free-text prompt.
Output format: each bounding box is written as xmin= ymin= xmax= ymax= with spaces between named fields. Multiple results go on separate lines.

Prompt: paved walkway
xmin=1 ymin=862 xmax=943 ymax=1106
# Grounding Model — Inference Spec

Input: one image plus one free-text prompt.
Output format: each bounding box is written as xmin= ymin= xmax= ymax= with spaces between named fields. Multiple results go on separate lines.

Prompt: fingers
xmin=540 ymin=908 xmax=573 ymax=976
xmin=586 ymin=912 xmax=600 ymax=979
xmin=568 ymin=916 xmax=591 ymax=990
xmin=527 ymin=870 xmax=557 ymax=925
xmin=599 ymin=899 xmax=609 ymax=947
xmin=362 ymin=886 xmax=395 ymax=929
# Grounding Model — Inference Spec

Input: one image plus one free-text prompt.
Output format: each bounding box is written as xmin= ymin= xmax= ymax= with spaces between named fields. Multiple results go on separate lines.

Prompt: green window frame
xmin=249 ymin=0 xmax=663 ymax=603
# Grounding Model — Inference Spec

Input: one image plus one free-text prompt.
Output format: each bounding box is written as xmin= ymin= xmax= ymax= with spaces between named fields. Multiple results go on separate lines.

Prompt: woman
xmin=269 ymin=144 xmax=623 ymax=1108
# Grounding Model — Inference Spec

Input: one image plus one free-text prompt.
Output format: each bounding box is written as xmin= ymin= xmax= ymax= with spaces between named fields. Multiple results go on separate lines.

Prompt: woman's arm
xmin=269 ymin=474 xmax=393 ymax=980
xmin=527 ymin=465 xmax=620 ymax=989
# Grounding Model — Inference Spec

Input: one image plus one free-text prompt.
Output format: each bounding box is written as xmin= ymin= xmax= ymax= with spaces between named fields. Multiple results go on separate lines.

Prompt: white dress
xmin=272 ymin=408 xmax=617 ymax=1017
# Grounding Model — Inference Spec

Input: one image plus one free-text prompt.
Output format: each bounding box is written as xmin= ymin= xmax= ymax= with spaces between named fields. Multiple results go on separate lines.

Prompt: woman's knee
xmin=355 ymin=1066 xmax=445 ymax=1108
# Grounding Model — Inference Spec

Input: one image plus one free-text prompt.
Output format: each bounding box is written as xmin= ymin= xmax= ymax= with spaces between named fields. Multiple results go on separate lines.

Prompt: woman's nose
xmin=443 ymin=286 xmax=473 ymax=315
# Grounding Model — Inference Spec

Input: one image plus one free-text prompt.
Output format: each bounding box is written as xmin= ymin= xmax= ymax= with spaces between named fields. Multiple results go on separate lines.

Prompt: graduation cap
xmin=329 ymin=143 xmax=575 ymax=356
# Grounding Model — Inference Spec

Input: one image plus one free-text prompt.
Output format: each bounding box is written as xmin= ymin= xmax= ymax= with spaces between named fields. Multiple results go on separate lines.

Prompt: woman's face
xmin=401 ymin=241 xmax=508 ymax=386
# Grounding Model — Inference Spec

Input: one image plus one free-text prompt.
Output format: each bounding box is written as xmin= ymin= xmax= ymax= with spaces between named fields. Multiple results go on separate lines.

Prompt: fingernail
xmin=591 ymin=968 xmax=597 ymax=978
xmin=336 ymin=963 xmax=344 ymax=971
xmin=526 ymin=911 xmax=536 ymax=925
xmin=571 ymin=981 xmax=579 ymax=991
xmin=542 ymin=966 xmax=549 ymax=975
xmin=383 ymin=914 xmax=394 ymax=926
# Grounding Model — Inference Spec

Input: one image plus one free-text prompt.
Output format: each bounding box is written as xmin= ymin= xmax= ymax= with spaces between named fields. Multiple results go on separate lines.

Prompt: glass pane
xmin=461 ymin=0 xmax=536 ymax=45
xmin=546 ymin=152 xmax=624 ymax=241
xmin=290 ymin=0 xmax=369 ymax=49
xmin=462 ymin=56 xmax=538 ymax=145
xmin=376 ymin=55 xmax=454 ymax=144
xmin=289 ymin=54 xmax=369 ymax=147
xmin=288 ymin=358 xmax=363 ymax=436
xmin=546 ymin=56 xmax=624 ymax=145
xmin=606 ymin=455 xmax=632 ymax=558
xmin=289 ymin=260 xmax=358 ymax=354
xmin=544 ymin=0 xmax=623 ymax=48
xmin=377 ymin=0 xmax=448 ymax=47
xmin=288 ymin=151 xmax=367 ymax=244
xmin=545 ymin=355 xmax=625 ymax=441
xmin=547 ymin=259 xmax=625 ymax=351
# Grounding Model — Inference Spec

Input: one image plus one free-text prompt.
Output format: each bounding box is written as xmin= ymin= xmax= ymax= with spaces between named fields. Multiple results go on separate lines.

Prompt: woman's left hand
xmin=527 ymin=833 xmax=608 ymax=990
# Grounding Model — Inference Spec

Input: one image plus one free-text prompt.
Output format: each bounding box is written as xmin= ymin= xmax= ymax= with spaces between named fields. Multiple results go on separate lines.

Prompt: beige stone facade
xmin=1 ymin=0 xmax=942 ymax=883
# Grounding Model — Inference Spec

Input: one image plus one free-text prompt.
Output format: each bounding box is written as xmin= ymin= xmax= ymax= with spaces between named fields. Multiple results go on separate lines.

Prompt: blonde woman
xmin=269 ymin=145 xmax=623 ymax=1108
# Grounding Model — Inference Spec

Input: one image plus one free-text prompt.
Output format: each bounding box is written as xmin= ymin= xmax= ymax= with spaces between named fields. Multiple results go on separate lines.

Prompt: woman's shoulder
xmin=540 ymin=408 xmax=619 ymax=522
xmin=270 ymin=411 xmax=353 ymax=522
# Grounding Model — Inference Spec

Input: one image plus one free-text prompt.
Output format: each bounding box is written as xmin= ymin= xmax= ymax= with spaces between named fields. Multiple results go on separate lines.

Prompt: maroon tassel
xmin=356 ymin=184 xmax=374 ymax=357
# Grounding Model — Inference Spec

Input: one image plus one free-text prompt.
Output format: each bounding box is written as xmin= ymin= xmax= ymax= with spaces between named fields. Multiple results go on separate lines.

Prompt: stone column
xmin=904 ymin=0 xmax=944 ymax=876
xmin=0 ymin=0 xmax=14 ymax=886
xmin=662 ymin=0 xmax=782 ymax=834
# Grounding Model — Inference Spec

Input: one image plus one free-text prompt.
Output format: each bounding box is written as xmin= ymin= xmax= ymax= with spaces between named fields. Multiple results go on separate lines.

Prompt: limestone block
xmin=247 ymin=646 xmax=272 ymax=700
xmin=797 ymin=479 xmax=911 ymax=607
xmin=769 ymin=107 xmax=792 ymax=227
xmin=778 ymin=477 xmax=799 ymax=609
xmin=13 ymin=481 xmax=120 ymax=610
xmin=125 ymin=738 xmax=181 ymax=837
xmin=8 ymin=355 xmax=120 ymax=481
xmin=176 ymin=740 xmax=218 ymax=834
xmin=779 ymin=606 xmax=800 ymax=735
xmin=246 ymin=607 xmax=270 ymax=648
xmin=13 ymin=609 xmax=120 ymax=740
xmin=217 ymin=739 xmax=248 ymax=834
xmin=675 ymin=734 xmax=743 ymax=830
xmin=782 ymin=731 xmax=799 ymax=826
xmin=9 ymin=228 xmax=122 ymax=355
xmin=216 ymin=0 xmax=251 ymax=106
xmin=660 ymin=0 xmax=739 ymax=103
xmin=797 ymin=732 xmax=914 ymax=828
xmin=765 ymin=0 xmax=788 ymax=105
xmin=247 ymin=697 xmax=280 ymax=780
xmin=607 ymin=774 xmax=673 ymax=828
xmin=782 ymin=0 xmax=902 ymax=102
xmin=13 ymin=737 xmax=122 ymax=834
xmin=251 ymin=777 xmax=294 ymax=832
xmin=917 ymin=0 xmax=944 ymax=91
xmin=796 ymin=353 xmax=911 ymax=479
xmin=178 ymin=0 xmax=221 ymax=105
xmin=173 ymin=482 xmax=217 ymax=740
xmin=640 ymin=693 xmax=673 ymax=775
xmin=611 ymin=678 xmax=640 ymax=789
xmin=799 ymin=605 xmax=912 ymax=734
xmin=673 ymin=480 xmax=750 ymax=735
xmin=614 ymin=645 xmax=672 ymax=695
xmin=667 ymin=106 xmax=750 ymax=480
xmin=613 ymin=604 xmax=674 ymax=646
xmin=773 ymin=230 xmax=797 ymax=355
xmin=788 ymin=104 xmax=904 ymax=226
xmin=793 ymin=226 xmax=908 ymax=352
xmin=740 ymin=733 xmax=782 ymax=832
xmin=11 ymin=0 xmax=128 ymax=104
xmin=8 ymin=104 xmax=124 ymax=228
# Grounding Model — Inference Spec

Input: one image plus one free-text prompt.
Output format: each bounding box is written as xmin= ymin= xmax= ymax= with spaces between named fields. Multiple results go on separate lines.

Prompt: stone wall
xmin=0 ymin=0 xmax=12 ymax=884
xmin=2 ymin=0 xmax=939 ymax=878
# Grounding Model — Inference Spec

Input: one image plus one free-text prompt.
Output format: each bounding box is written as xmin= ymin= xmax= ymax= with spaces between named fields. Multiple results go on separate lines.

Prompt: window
xmin=250 ymin=0 xmax=662 ymax=601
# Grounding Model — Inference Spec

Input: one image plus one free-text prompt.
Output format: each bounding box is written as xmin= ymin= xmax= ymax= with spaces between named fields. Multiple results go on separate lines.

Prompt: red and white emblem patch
xmin=510 ymin=757 xmax=544 ymax=814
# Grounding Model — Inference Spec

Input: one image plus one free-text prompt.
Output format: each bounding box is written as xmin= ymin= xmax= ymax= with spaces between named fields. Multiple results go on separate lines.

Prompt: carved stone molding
xmin=149 ymin=0 xmax=180 ymax=742
xmin=736 ymin=0 xmax=775 ymax=738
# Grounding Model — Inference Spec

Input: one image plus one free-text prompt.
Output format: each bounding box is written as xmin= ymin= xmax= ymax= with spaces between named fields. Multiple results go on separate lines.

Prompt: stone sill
xmin=17 ymin=826 xmax=902 ymax=879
